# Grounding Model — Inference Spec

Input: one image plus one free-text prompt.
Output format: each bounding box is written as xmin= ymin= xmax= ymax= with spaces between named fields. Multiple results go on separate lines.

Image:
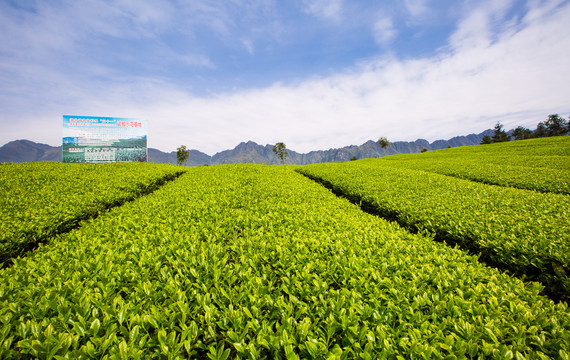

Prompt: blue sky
xmin=1 ymin=0 xmax=569 ymax=154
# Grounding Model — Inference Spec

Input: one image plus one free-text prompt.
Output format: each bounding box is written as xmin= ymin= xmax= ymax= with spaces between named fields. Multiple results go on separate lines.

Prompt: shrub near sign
xmin=62 ymin=115 xmax=147 ymax=163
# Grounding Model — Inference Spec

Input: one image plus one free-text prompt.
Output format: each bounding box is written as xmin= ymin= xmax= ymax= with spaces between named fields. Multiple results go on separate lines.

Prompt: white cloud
xmin=450 ymin=0 xmax=517 ymax=50
xmin=1 ymin=1 xmax=570 ymax=155
xmin=242 ymin=39 xmax=255 ymax=55
xmin=404 ymin=0 xmax=430 ymax=19
xmin=373 ymin=13 xmax=397 ymax=46
xmin=70 ymin=0 xmax=175 ymax=38
xmin=523 ymin=0 xmax=566 ymax=23
xmin=140 ymin=1 xmax=570 ymax=153
xmin=302 ymin=0 xmax=342 ymax=21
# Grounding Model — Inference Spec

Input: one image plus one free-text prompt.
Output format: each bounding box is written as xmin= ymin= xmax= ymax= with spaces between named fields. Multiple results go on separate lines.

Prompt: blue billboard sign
xmin=62 ymin=115 xmax=147 ymax=163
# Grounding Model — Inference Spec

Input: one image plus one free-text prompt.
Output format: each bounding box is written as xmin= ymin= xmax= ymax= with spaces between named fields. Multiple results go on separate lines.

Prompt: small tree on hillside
xmin=272 ymin=142 xmax=288 ymax=164
xmin=512 ymin=126 xmax=533 ymax=140
xmin=544 ymin=114 xmax=568 ymax=136
xmin=534 ymin=122 xmax=548 ymax=138
xmin=378 ymin=137 xmax=390 ymax=155
xmin=480 ymin=134 xmax=492 ymax=145
xmin=492 ymin=122 xmax=510 ymax=143
xmin=176 ymin=145 xmax=190 ymax=166
xmin=533 ymin=114 xmax=569 ymax=137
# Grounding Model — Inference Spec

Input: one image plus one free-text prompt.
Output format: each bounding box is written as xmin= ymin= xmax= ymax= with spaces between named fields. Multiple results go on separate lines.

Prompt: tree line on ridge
xmin=481 ymin=114 xmax=569 ymax=144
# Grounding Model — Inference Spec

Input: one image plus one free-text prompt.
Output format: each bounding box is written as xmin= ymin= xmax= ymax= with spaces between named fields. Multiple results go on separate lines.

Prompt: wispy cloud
xmin=450 ymin=0 xmax=518 ymax=50
xmin=242 ymin=39 xmax=255 ymax=55
xmin=523 ymin=0 xmax=567 ymax=22
xmin=372 ymin=13 xmax=397 ymax=46
xmin=302 ymin=0 xmax=343 ymax=21
xmin=404 ymin=0 xmax=431 ymax=19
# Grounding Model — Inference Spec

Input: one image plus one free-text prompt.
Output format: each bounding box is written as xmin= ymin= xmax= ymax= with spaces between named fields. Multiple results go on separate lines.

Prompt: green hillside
xmin=0 ymin=138 xmax=569 ymax=358
xmin=367 ymin=136 xmax=570 ymax=195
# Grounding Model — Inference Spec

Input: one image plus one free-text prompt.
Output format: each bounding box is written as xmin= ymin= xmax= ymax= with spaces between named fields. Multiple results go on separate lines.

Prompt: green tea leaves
xmin=0 ymin=163 xmax=568 ymax=358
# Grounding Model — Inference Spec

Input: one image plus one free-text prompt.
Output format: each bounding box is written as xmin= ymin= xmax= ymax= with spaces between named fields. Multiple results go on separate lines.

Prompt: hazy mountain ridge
xmin=0 ymin=140 xmax=62 ymax=163
xmin=0 ymin=130 xmax=493 ymax=165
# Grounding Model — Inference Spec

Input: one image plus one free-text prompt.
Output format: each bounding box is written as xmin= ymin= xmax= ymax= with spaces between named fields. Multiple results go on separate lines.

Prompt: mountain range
xmin=0 ymin=129 xmax=493 ymax=166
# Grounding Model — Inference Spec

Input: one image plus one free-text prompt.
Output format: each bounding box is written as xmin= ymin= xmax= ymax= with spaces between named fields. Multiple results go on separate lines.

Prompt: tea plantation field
xmin=0 ymin=137 xmax=568 ymax=359
xmin=297 ymin=142 xmax=570 ymax=301
xmin=0 ymin=162 xmax=184 ymax=267
xmin=369 ymin=136 xmax=570 ymax=195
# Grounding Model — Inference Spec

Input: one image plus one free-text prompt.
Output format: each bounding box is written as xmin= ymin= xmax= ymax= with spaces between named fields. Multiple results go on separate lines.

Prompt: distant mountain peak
xmin=0 ymin=140 xmax=62 ymax=163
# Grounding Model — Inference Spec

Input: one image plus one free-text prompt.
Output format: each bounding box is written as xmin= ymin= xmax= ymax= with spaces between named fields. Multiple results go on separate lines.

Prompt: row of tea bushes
xmin=376 ymin=136 xmax=570 ymax=194
xmin=0 ymin=162 xmax=184 ymax=266
xmin=369 ymin=159 xmax=570 ymax=195
xmin=296 ymin=163 xmax=570 ymax=301
xmin=0 ymin=165 xmax=568 ymax=358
